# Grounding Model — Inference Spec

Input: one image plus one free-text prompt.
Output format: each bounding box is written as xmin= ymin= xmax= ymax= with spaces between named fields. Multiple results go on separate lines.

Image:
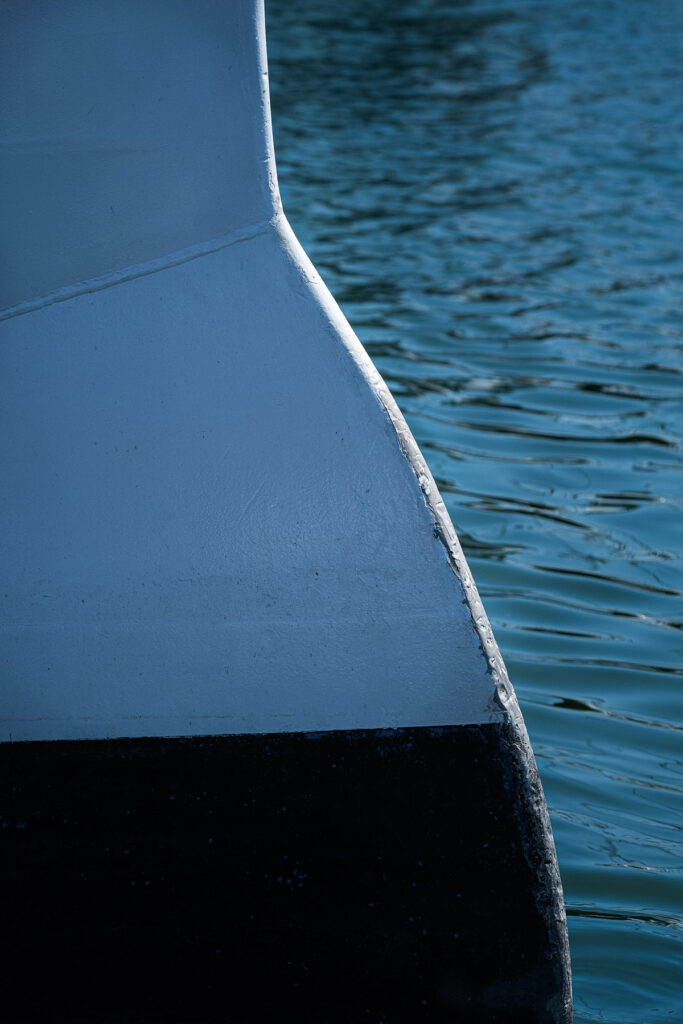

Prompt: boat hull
xmin=3 ymin=725 xmax=568 ymax=1023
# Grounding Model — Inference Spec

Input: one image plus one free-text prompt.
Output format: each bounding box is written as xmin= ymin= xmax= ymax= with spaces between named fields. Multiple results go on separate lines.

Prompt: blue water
xmin=267 ymin=1 xmax=683 ymax=1019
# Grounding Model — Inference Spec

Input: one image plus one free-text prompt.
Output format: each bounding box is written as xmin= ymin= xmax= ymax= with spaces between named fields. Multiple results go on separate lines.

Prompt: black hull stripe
xmin=2 ymin=724 xmax=571 ymax=1022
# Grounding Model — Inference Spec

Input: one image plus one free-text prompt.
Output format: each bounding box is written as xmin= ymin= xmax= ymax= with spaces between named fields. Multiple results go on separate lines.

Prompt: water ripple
xmin=267 ymin=0 xmax=683 ymax=1018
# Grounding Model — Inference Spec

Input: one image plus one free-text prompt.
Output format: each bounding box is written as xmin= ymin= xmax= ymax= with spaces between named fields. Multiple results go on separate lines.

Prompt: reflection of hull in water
xmin=0 ymin=1 xmax=571 ymax=1020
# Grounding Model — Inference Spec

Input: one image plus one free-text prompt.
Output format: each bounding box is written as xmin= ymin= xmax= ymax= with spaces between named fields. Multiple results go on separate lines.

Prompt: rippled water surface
xmin=267 ymin=1 xmax=683 ymax=1019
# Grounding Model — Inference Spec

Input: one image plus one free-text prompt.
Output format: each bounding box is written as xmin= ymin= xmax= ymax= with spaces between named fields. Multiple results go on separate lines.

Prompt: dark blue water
xmin=267 ymin=1 xmax=683 ymax=1019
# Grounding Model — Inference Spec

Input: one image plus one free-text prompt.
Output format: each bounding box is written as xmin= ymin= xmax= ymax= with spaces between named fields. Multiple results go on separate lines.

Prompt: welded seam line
xmin=0 ymin=216 xmax=278 ymax=323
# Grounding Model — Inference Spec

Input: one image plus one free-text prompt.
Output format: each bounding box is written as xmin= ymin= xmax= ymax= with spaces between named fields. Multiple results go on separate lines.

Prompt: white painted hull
xmin=1 ymin=0 xmax=500 ymax=744
xmin=2 ymin=212 xmax=501 ymax=742
xmin=0 ymin=2 xmax=572 ymax=1019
